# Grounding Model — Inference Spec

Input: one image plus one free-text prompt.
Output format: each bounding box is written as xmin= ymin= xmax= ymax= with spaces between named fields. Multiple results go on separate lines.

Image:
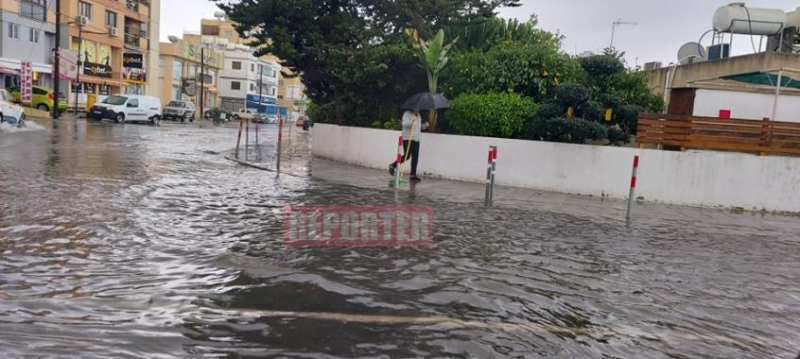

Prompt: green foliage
xmin=444 ymin=16 xmax=561 ymax=53
xmin=442 ymin=41 xmax=585 ymax=101
xmin=307 ymin=102 xmax=334 ymax=124
xmin=218 ymin=0 xmax=521 ymax=127
xmin=554 ymin=83 xmax=591 ymax=108
xmin=447 ymin=93 xmax=538 ymax=138
xmin=528 ymin=117 xmax=608 ymax=143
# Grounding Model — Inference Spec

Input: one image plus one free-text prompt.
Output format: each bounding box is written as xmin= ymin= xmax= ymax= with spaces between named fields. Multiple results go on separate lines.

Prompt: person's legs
xmin=389 ymin=140 xmax=413 ymax=175
xmin=410 ymin=141 xmax=420 ymax=177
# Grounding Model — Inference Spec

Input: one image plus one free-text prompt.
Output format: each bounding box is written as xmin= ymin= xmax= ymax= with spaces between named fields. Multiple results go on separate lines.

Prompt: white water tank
xmin=713 ymin=5 xmax=787 ymax=35
xmin=786 ymin=7 xmax=800 ymax=28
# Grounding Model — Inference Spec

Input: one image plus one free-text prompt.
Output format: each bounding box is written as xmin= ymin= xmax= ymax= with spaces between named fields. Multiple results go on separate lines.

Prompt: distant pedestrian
xmin=389 ymin=109 xmax=428 ymax=182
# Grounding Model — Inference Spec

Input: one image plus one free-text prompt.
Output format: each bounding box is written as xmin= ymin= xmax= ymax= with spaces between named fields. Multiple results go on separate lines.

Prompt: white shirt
xmin=402 ymin=111 xmax=423 ymax=142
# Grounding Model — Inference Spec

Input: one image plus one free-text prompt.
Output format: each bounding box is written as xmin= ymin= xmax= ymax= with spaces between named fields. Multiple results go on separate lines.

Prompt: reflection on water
xmin=1 ymin=118 xmax=799 ymax=358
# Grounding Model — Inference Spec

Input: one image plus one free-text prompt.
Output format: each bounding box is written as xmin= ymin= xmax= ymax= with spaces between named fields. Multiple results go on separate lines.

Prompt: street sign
xmin=20 ymin=61 xmax=33 ymax=103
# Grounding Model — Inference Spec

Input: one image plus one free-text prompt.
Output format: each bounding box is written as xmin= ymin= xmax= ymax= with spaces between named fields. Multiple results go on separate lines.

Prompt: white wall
xmin=312 ymin=124 xmax=800 ymax=212
xmin=694 ymin=89 xmax=800 ymax=123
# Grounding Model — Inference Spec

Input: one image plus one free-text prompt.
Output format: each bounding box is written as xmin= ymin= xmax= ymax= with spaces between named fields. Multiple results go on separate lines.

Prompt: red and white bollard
xmin=485 ymin=146 xmax=498 ymax=206
xmin=277 ymin=118 xmax=284 ymax=175
xmin=245 ymin=119 xmax=250 ymax=161
xmin=626 ymin=155 xmax=640 ymax=227
xmin=395 ymin=136 xmax=404 ymax=187
xmin=235 ymin=119 xmax=244 ymax=159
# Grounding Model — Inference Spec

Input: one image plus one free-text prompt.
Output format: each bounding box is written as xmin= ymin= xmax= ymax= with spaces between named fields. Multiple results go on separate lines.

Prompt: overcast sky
xmin=161 ymin=0 xmax=799 ymax=66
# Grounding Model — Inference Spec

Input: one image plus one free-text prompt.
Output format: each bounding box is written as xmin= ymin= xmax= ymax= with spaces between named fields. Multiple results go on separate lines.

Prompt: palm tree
xmin=406 ymin=28 xmax=457 ymax=132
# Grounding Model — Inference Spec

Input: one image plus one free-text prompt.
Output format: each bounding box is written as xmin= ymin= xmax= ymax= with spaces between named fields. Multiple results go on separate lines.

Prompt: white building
xmin=218 ymin=44 xmax=280 ymax=113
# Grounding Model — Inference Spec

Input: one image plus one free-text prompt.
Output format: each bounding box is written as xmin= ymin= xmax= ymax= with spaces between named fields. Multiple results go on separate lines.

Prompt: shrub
xmin=307 ymin=102 xmax=335 ymax=124
xmin=554 ymin=83 xmax=591 ymax=108
xmin=527 ymin=117 xmax=608 ymax=144
xmin=446 ymin=93 xmax=538 ymax=138
xmin=617 ymin=104 xmax=642 ymax=135
xmin=535 ymin=100 xmax=564 ymax=120
xmin=582 ymin=100 xmax=605 ymax=122
xmin=607 ymin=125 xmax=630 ymax=145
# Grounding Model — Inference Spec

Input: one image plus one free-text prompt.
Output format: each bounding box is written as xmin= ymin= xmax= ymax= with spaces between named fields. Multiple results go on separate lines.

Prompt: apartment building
xmin=0 ymin=0 xmax=57 ymax=89
xmin=63 ymin=0 xmax=159 ymax=105
xmin=218 ymin=45 xmax=279 ymax=114
xmin=199 ymin=16 xmax=304 ymax=116
xmin=158 ymin=37 xmax=223 ymax=115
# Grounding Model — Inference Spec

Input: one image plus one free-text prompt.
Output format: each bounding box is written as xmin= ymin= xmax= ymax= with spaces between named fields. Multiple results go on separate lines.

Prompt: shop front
xmin=70 ymin=39 xmax=120 ymax=108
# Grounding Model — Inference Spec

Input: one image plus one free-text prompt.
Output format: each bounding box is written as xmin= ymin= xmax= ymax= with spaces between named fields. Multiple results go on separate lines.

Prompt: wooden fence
xmin=637 ymin=113 xmax=800 ymax=155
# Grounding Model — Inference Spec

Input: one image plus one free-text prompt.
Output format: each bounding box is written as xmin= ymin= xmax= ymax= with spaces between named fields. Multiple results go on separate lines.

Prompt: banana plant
xmin=406 ymin=28 xmax=458 ymax=132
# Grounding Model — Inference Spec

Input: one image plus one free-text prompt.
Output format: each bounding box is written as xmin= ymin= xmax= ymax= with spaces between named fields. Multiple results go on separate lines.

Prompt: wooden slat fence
xmin=637 ymin=113 xmax=800 ymax=155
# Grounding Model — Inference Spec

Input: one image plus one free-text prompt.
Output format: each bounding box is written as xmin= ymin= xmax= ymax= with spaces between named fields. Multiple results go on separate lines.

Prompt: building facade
xmin=158 ymin=37 xmax=223 ymax=117
xmin=218 ymin=45 xmax=279 ymax=113
xmin=0 ymin=0 xmax=57 ymax=90
xmin=199 ymin=17 xmax=304 ymax=117
xmin=62 ymin=0 xmax=159 ymax=107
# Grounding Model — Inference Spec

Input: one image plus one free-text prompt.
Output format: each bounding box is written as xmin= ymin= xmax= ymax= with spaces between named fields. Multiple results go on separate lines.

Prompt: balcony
xmin=124 ymin=18 xmax=145 ymax=49
xmin=126 ymin=0 xmax=139 ymax=12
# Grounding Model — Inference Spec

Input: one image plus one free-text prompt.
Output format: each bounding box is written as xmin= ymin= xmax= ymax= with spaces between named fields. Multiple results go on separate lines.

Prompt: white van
xmin=89 ymin=95 xmax=162 ymax=125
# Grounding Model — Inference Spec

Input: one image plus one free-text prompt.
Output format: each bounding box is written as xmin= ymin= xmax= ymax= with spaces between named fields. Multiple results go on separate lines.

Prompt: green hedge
xmin=527 ymin=117 xmax=608 ymax=144
xmin=446 ymin=93 xmax=538 ymax=138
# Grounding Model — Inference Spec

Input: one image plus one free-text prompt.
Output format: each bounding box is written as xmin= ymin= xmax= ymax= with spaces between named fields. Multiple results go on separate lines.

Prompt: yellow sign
xmin=566 ymin=106 xmax=574 ymax=118
xmin=71 ymin=39 xmax=97 ymax=63
xmin=178 ymin=41 xmax=224 ymax=69
xmin=99 ymin=45 xmax=112 ymax=67
xmin=605 ymin=108 xmax=613 ymax=121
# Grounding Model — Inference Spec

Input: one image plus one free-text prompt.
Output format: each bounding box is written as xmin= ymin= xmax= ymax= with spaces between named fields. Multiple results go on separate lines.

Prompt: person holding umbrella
xmin=388 ymin=92 xmax=449 ymax=182
xmin=389 ymin=108 xmax=428 ymax=182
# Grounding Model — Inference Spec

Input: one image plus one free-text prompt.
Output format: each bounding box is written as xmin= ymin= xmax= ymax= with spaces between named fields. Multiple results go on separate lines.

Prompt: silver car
xmin=163 ymin=101 xmax=196 ymax=122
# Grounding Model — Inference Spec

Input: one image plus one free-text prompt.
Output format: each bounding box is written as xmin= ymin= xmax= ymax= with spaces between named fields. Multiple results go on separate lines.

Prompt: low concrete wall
xmin=312 ymin=123 xmax=800 ymax=212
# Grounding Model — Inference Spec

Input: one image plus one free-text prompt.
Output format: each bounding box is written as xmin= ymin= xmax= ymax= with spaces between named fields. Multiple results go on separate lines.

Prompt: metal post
xmin=396 ymin=136 xmax=403 ymax=187
xmin=199 ymin=47 xmax=205 ymax=122
xmin=255 ymin=120 xmax=259 ymax=160
xmin=484 ymin=147 xmax=492 ymax=206
xmin=53 ymin=0 xmax=62 ymax=120
xmin=73 ymin=23 xmax=82 ymax=116
xmin=626 ymin=155 xmax=640 ymax=227
xmin=771 ymin=69 xmax=783 ymax=123
xmin=258 ymin=63 xmax=263 ymax=115
xmin=489 ymin=146 xmax=497 ymax=206
xmin=245 ymin=119 xmax=250 ymax=161
xmin=277 ymin=118 xmax=283 ymax=175
xmin=235 ymin=119 xmax=243 ymax=159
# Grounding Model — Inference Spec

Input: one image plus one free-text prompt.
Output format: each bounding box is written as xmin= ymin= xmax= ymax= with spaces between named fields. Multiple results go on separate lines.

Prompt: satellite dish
xmin=213 ymin=11 xmax=226 ymax=20
xmin=677 ymin=42 xmax=707 ymax=65
xmin=168 ymin=35 xmax=180 ymax=43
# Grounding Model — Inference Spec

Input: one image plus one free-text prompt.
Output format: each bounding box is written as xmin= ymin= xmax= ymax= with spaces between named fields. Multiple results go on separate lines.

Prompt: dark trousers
xmin=390 ymin=140 xmax=420 ymax=176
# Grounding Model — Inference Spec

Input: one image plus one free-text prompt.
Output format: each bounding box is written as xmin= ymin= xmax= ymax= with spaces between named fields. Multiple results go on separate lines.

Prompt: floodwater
xmin=1 ymin=118 xmax=799 ymax=358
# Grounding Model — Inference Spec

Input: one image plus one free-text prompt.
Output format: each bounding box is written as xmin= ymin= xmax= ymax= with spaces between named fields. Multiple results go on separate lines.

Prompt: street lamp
xmin=610 ymin=19 xmax=638 ymax=49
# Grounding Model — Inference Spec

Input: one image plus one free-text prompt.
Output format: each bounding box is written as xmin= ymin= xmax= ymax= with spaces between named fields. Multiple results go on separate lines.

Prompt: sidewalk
xmin=307 ymin=157 xmax=800 ymax=232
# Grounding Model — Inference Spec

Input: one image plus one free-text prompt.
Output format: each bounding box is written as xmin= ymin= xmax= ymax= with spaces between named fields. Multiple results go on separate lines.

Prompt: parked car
xmin=8 ymin=85 xmax=68 ymax=112
xmin=204 ymin=107 xmax=232 ymax=122
xmin=0 ymin=89 xmax=26 ymax=127
xmin=232 ymin=108 xmax=258 ymax=122
xmin=265 ymin=115 xmax=279 ymax=124
xmin=162 ymin=101 xmax=196 ymax=122
xmin=89 ymin=95 xmax=162 ymax=126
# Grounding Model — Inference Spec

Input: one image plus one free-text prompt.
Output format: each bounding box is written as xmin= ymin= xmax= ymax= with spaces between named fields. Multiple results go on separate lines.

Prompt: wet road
xmin=1 ymin=118 xmax=799 ymax=358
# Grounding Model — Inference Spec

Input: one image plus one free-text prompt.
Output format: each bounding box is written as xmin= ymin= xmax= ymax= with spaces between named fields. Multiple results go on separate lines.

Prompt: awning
xmin=78 ymin=76 xmax=125 ymax=87
xmin=721 ymin=72 xmax=800 ymax=90
xmin=0 ymin=67 xmax=19 ymax=76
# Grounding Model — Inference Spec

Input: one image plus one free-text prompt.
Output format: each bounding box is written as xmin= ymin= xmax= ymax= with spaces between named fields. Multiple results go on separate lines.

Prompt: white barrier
xmin=312 ymin=123 xmax=800 ymax=212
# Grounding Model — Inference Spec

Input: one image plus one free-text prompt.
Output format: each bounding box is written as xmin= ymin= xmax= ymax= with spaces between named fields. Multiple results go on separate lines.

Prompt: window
xmin=105 ymin=11 xmax=117 ymax=28
xmin=231 ymin=61 xmax=241 ymax=70
xmin=250 ymin=63 xmax=255 ymax=72
xmin=20 ymin=0 xmax=46 ymax=21
xmin=7 ymin=23 xmax=19 ymax=39
xmin=231 ymin=81 xmax=241 ymax=90
xmin=79 ymin=1 xmax=92 ymax=19
xmin=172 ymin=61 xmax=183 ymax=82
xmin=249 ymin=83 xmax=255 ymax=91
xmin=201 ymin=25 xmax=219 ymax=36
xmin=226 ymin=30 xmax=233 ymax=37
xmin=28 ymin=28 xmax=39 ymax=43
xmin=158 ymin=59 xmax=164 ymax=78
xmin=272 ymin=88 xmax=276 ymax=96
xmin=172 ymin=86 xmax=182 ymax=100
xmin=273 ymin=70 xmax=277 ymax=78
xmin=127 ymin=99 xmax=139 ymax=108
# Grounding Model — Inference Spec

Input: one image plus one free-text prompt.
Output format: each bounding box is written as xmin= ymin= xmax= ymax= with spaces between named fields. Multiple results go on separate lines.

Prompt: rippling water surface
xmin=1 ymin=119 xmax=799 ymax=358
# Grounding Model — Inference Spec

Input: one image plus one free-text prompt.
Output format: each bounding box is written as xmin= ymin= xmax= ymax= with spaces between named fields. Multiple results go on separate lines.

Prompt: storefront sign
xmin=123 ymin=53 xmax=144 ymax=69
xmin=178 ymin=41 xmax=223 ymax=68
xmin=123 ymin=68 xmax=147 ymax=84
xmin=59 ymin=49 xmax=78 ymax=80
xmin=20 ymin=61 xmax=32 ymax=103
xmin=182 ymin=78 xmax=197 ymax=97
xmin=84 ymin=62 xmax=112 ymax=78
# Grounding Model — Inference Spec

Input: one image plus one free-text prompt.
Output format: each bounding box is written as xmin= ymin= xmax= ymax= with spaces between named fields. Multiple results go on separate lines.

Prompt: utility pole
xmin=258 ymin=63 xmax=263 ymax=114
xmin=53 ymin=0 xmax=62 ymax=119
xmin=199 ymin=47 xmax=205 ymax=121
xmin=73 ymin=22 xmax=83 ymax=115
xmin=610 ymin=19 xmax=638 ymax=49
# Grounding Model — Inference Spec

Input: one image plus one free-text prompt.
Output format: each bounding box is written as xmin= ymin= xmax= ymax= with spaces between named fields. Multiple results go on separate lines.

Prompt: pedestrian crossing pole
xmin=489 ymin=146 xmax=498 ymax=206
xmin=626 ymin=155 xmax=640 ymax=227
xmin=395 ymin=136 xmax=403 ymax=187
xmin=484 ymin=146 xmax=493 ymax=206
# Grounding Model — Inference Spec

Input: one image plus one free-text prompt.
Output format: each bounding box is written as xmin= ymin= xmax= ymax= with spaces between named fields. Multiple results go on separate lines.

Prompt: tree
xmin=216 ymin=0 xmax=521 ymax=125
xmin=406 ymin=29 xmax=457 ymax=131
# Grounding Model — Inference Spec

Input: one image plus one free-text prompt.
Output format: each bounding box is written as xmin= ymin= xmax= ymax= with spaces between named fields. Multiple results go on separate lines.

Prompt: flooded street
xmin=1 ymin=118 xmax=799 ymax=358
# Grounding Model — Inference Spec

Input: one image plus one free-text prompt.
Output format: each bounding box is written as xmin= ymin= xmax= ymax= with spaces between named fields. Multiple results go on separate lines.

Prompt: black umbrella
xmin=402 ymin=92 xmax=449 ymax=110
